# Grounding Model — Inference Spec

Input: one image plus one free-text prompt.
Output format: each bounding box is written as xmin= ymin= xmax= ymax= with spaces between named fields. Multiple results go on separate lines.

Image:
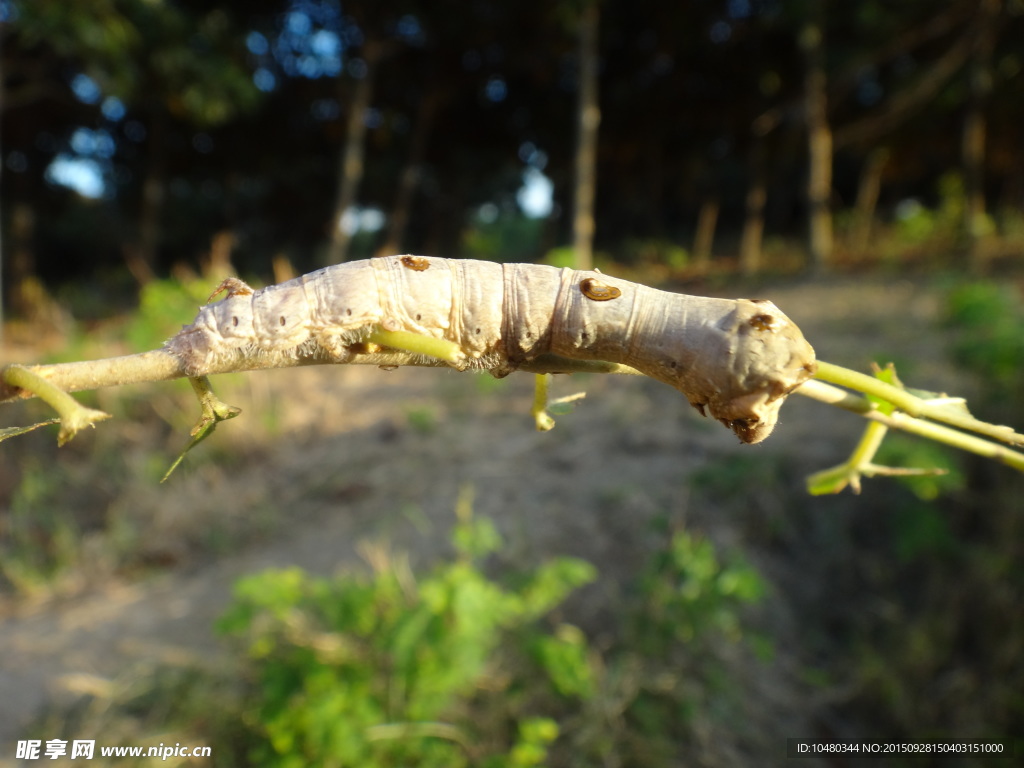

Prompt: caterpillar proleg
xmin=166 ymin=256 xmax=817 ymax=443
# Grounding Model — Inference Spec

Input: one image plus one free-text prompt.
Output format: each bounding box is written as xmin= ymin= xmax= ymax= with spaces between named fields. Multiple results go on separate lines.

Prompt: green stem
xmin=813 ymin=361 xmax=922 ymax=413
xmin=161 ymin=377 xmax=242 ymax=482
xmin=814 ymin=360 xmax=1024 ymax=445
xmin=366 ymin=328 xmax=465 ymax=366
xmin=850 ymin=420 xmax=889 ymax=469
xmin=878 ymin=409 xmax=1024 ymax=472
xmin=366 ymin=721 xmax=470 ymax=749
xmin=797 ymin=380 xmax=1024 ymax=473
xmin=805 ymin=419 xmax=890 ymax=494
xmin=532 ymin=373 xmax=556 ymax=432
xmin=2 ymin=365 xmax=110 ymax=446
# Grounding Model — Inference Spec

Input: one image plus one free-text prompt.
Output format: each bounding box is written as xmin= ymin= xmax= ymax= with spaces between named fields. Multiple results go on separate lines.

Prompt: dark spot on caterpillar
xmin=401 ymin=255 xmax=430 ymax=271
xmin=749 ymin=313 xmax=776 ymax=332
xmin=475 ymin=327 xmax=481 ymax=335
xmin=279 ymin=316 xmax=287 ymax=326
xmin=346 ymin=308 xmax=352 ymax=316
xmin=232 ymin=316 xmax=239 ymax=327
xmin=751 ymin=298 xmax=771 ymax=304
xmin=668 ymin=360 xmax=677 ymax=369
xmin=580 ymin=277 xmax=621 ymax=301
xmin=580 ymin=331 xmax=588 ymax=340
xmin=416 ymin=313 xmax=422 ymax=321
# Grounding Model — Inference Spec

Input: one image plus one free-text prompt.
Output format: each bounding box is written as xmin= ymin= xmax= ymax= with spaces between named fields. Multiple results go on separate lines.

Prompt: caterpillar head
xmin=689 ymin=299 xmax=816 ymax=444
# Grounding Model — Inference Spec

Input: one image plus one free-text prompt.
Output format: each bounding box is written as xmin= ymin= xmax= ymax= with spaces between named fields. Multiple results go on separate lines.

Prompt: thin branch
xmin=0 ymin=349 xmax=640 ymax=404
xmin=3 ymin=351 xmax=1022 ymax=478
xmin=813 ymin=361 xmax=1024 ymax=445
xmin=2 ymin=365 xmax=110 ymax=444
xmin=829 ymin=3 xmax=974 ymax=107
xmin=833 ymin=31 xmax=974 ymax=149
xmin=796 ymin=379 xmax=1024 ymax=472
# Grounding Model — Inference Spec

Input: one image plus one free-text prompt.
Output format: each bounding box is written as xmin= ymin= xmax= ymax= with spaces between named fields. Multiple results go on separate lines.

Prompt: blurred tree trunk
xmin=963 ymin=0 xmax=1000 ymax=271
xmin=376 ymin=82 xmax=444 ymax=257
xmin=326 ymin=40 xmax=384 ymax=266
xmin=203 ymin=230 xmax=236 ymax=279
xmin=271 ymin=252 xmax=297 ymax=284
xmin=136 ymin=167 xmax=162 ymax=282
xmin=692 ymin=197 xmax=719 ymax=272
xmin=572 ymin=1 xmax=600 ymax=272
xmin=850 ymin=147 xmax=889 ymax=256
xmin=834 ymin=33 xmax=973 ymax=150
xmin=801 ymin=0 xmax=833 ymax=273
xmin=740 ymin=141 xmax=767 ymax=277
xmin=8 ymin=203 xmax=66 ymax=329
xmin=122 ymin=115 xmax=164 ymax=285
xmin=0 ymin=52 xmax=5 ymax=343
xmin=425 ymin=177 xmax=467 ymax=257
xmin=9 ymin=203 xmax=35 ymax=317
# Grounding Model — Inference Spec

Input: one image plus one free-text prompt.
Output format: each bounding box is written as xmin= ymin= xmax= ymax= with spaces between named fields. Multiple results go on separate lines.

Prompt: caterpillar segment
xmin=166 ymin=255 xmax=817 ymax=443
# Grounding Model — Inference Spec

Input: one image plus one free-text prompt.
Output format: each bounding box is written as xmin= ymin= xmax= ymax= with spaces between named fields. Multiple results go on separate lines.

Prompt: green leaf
xmin=532 ymin=624 xmax=595 ymax=699
xmin=0 ymin=419 xmax=60 ymax=443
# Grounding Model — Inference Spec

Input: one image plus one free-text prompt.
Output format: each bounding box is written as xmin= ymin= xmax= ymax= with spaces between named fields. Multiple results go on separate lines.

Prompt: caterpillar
xmin=166 ymin=255 xmax=817 ymax=443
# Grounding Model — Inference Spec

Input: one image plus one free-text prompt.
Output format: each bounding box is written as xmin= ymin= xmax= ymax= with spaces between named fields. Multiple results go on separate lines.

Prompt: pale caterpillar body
xmin=167 ymin=255 xmax=817 ymax=443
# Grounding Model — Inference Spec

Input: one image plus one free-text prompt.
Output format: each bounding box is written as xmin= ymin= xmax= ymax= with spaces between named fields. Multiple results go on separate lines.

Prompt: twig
xmin=796 ymin=379 xmax=1024 ymax=473
xmin=3 ymin=350 xmax=1022 ymax=480
xmin=0 ymin=349 xmax=642 ymax=405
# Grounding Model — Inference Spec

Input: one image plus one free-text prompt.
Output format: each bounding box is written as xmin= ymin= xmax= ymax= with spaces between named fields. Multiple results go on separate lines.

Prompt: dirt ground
xmin=0 ymin=275 xmax=971 ymax=765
